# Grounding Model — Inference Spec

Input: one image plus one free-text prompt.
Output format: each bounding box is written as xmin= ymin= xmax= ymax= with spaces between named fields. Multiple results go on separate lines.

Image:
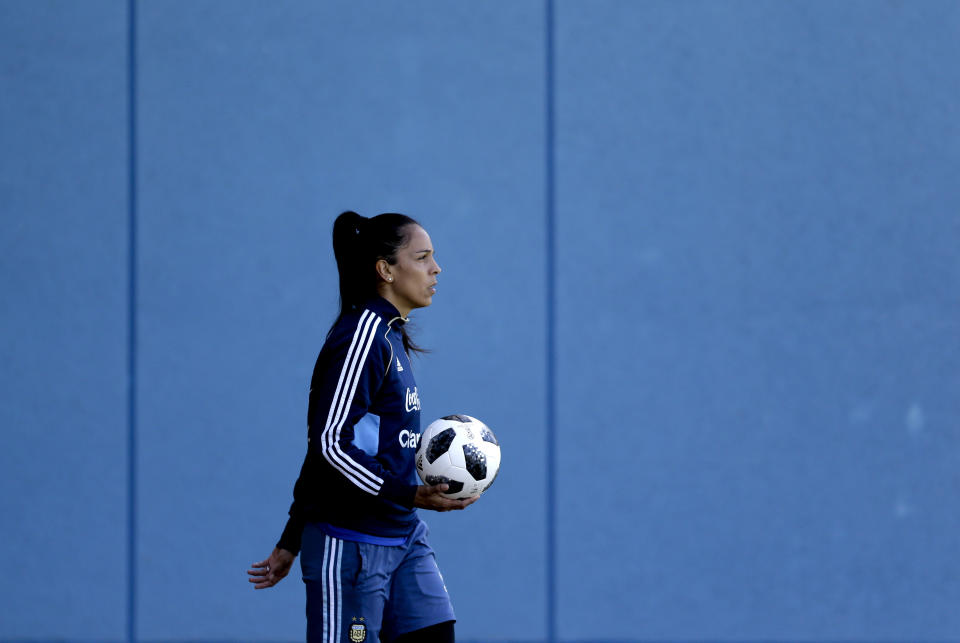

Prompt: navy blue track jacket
xmin=277 ymin=297 xmax=423 ymax=554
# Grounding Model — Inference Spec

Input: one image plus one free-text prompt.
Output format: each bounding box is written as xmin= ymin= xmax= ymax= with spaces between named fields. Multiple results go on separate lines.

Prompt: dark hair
xmin=330 ymin=210 xmax=428 ymax=355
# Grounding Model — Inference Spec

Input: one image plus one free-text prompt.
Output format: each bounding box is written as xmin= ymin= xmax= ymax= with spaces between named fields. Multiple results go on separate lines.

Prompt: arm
xmin=249 ymin=472 xmax=305 ymax=590
xmin=248 ymin=484 xmax=473 ymax=589
xmin=309 ymin=311 xmax=418 ymax=506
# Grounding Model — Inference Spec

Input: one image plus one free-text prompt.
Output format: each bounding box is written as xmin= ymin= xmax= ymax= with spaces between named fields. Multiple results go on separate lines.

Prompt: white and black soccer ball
xmin=416 ymin=414 xmax=501 ymax=499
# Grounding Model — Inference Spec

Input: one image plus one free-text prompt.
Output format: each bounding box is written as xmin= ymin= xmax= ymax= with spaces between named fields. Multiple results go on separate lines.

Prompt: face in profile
xmin=383 ymin=224 xmax=441 ymax=316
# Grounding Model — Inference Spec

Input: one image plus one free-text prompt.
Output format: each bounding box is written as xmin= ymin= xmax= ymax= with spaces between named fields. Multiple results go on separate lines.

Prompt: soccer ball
xmin=416 ymin=414 xmax=501 ymax=499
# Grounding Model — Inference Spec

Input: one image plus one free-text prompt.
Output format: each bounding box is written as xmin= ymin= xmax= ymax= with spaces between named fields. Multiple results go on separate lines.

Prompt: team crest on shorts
xmin=349 ymin=617 xmax=366 ymax=642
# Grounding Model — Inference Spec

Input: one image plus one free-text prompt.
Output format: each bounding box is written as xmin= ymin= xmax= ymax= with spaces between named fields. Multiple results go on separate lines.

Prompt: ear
xmin=376 ymin=259 xmax=394 ymax=283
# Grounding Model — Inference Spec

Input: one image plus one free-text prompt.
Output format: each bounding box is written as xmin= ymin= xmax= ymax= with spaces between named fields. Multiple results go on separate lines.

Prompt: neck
xmin=376 ymin=287 xmax=411 ymax=318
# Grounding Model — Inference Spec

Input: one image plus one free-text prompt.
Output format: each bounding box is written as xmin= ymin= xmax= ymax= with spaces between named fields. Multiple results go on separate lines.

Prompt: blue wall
xmin=1 ymin=1 xmax=958 ymax=641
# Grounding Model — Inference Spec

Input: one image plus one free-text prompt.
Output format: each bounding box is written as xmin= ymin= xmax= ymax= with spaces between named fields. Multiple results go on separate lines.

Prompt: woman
xmin=248 ymin=211 xmax=475 ymax=643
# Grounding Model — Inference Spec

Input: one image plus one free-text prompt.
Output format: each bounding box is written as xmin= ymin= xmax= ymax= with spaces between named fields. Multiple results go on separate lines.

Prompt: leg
xmin=301 ymin=524 xmax=392 ymax=643
xmin=390 ymin=620 xmax=454 ymax=643
xmin=380 ymin=521 xmax=456 ymax=642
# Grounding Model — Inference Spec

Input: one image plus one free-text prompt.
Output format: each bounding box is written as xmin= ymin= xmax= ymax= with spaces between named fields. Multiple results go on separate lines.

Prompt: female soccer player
xmin=248 ymin=211 xmax=475 ymax=643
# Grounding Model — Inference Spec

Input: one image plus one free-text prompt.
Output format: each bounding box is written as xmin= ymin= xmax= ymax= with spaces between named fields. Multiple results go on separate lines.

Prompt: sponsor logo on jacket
xmin=405 ymin=387 xmax=421 ymax=412
xmin=399 ymin=429 xmax=421 ymax=449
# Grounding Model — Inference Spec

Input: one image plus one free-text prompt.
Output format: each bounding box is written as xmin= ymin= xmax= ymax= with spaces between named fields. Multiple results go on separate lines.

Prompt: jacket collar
xmin=363 ymin=296 xmax=408 ymax=327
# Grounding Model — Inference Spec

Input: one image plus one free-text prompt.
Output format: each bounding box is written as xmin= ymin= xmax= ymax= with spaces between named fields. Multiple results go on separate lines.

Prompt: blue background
xmin=1 ymin=1 xmax=958 ymax=641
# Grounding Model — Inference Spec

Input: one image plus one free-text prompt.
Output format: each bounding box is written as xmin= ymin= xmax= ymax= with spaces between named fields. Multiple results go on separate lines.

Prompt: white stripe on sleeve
xmin=319 ymin=310 xmax=385 ymax=494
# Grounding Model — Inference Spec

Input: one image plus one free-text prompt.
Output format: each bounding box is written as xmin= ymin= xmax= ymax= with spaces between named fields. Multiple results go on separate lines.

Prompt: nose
xmin=432 ymin=258 xmax=441 ymax=274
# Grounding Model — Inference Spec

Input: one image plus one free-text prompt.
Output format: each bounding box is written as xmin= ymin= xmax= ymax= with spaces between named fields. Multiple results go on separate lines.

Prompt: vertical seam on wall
xmin=126 ymin=1 xmax=138 ymax=641
xmin=545 ymin=1 xmax=557 ymax=642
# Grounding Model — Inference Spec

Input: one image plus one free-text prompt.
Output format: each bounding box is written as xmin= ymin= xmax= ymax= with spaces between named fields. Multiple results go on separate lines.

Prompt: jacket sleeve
xmin=276 ymin=503 xmax=305 ymax=555
xmin=307 ymin=311 xmax=418 ymax=508
xmin=275 ymin=471 xmax=307 ymax=555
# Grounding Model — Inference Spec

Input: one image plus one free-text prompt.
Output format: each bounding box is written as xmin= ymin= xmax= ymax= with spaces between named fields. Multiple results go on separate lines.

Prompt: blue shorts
xmin=300 ymin=519 xmax=455 ymax=643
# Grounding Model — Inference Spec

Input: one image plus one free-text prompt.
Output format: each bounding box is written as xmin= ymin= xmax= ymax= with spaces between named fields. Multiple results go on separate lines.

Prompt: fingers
xmin=249 ymin=575 xmax=274 ymax=589
xmin=248 ymin=568 xmax=282 ymax=589
xmin=414 ymin=484 xmax=482 ymax=511
xmin=248 ymin=561 xmax=271 ymax=579
xmin=430 ymin=488 xmax=480 ymax=509
xmin=249 ymin=559 xmax=278 ymax=589
xmin=248 ymin=547 xmax=298 ymax=590
xmin=435 ymin=495 xmax=478 ymax=511
xmin=247 ymin=574 xmax=276 ymax=589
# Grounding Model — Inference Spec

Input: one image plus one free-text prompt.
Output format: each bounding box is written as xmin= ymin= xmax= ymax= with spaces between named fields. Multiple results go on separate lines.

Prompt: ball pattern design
xmin=462 ymin=443 xmax=487 ymax=481
xmin=480 ymin=427 xmax=498 ymax=445
xmin=426 ymin=427 xmax=456 ymax=464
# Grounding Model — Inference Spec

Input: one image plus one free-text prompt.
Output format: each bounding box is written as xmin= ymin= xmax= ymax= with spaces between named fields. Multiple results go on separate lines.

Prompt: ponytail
xmin=331 ymin=211 xmax=371 ymax=314
xmin=329 ymin=210 xmax=428 ymax=355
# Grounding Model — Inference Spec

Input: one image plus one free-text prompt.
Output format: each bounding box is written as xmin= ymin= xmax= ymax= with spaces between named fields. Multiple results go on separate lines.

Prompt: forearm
xmin=276 ymin=508 xmax=305 ymax=556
